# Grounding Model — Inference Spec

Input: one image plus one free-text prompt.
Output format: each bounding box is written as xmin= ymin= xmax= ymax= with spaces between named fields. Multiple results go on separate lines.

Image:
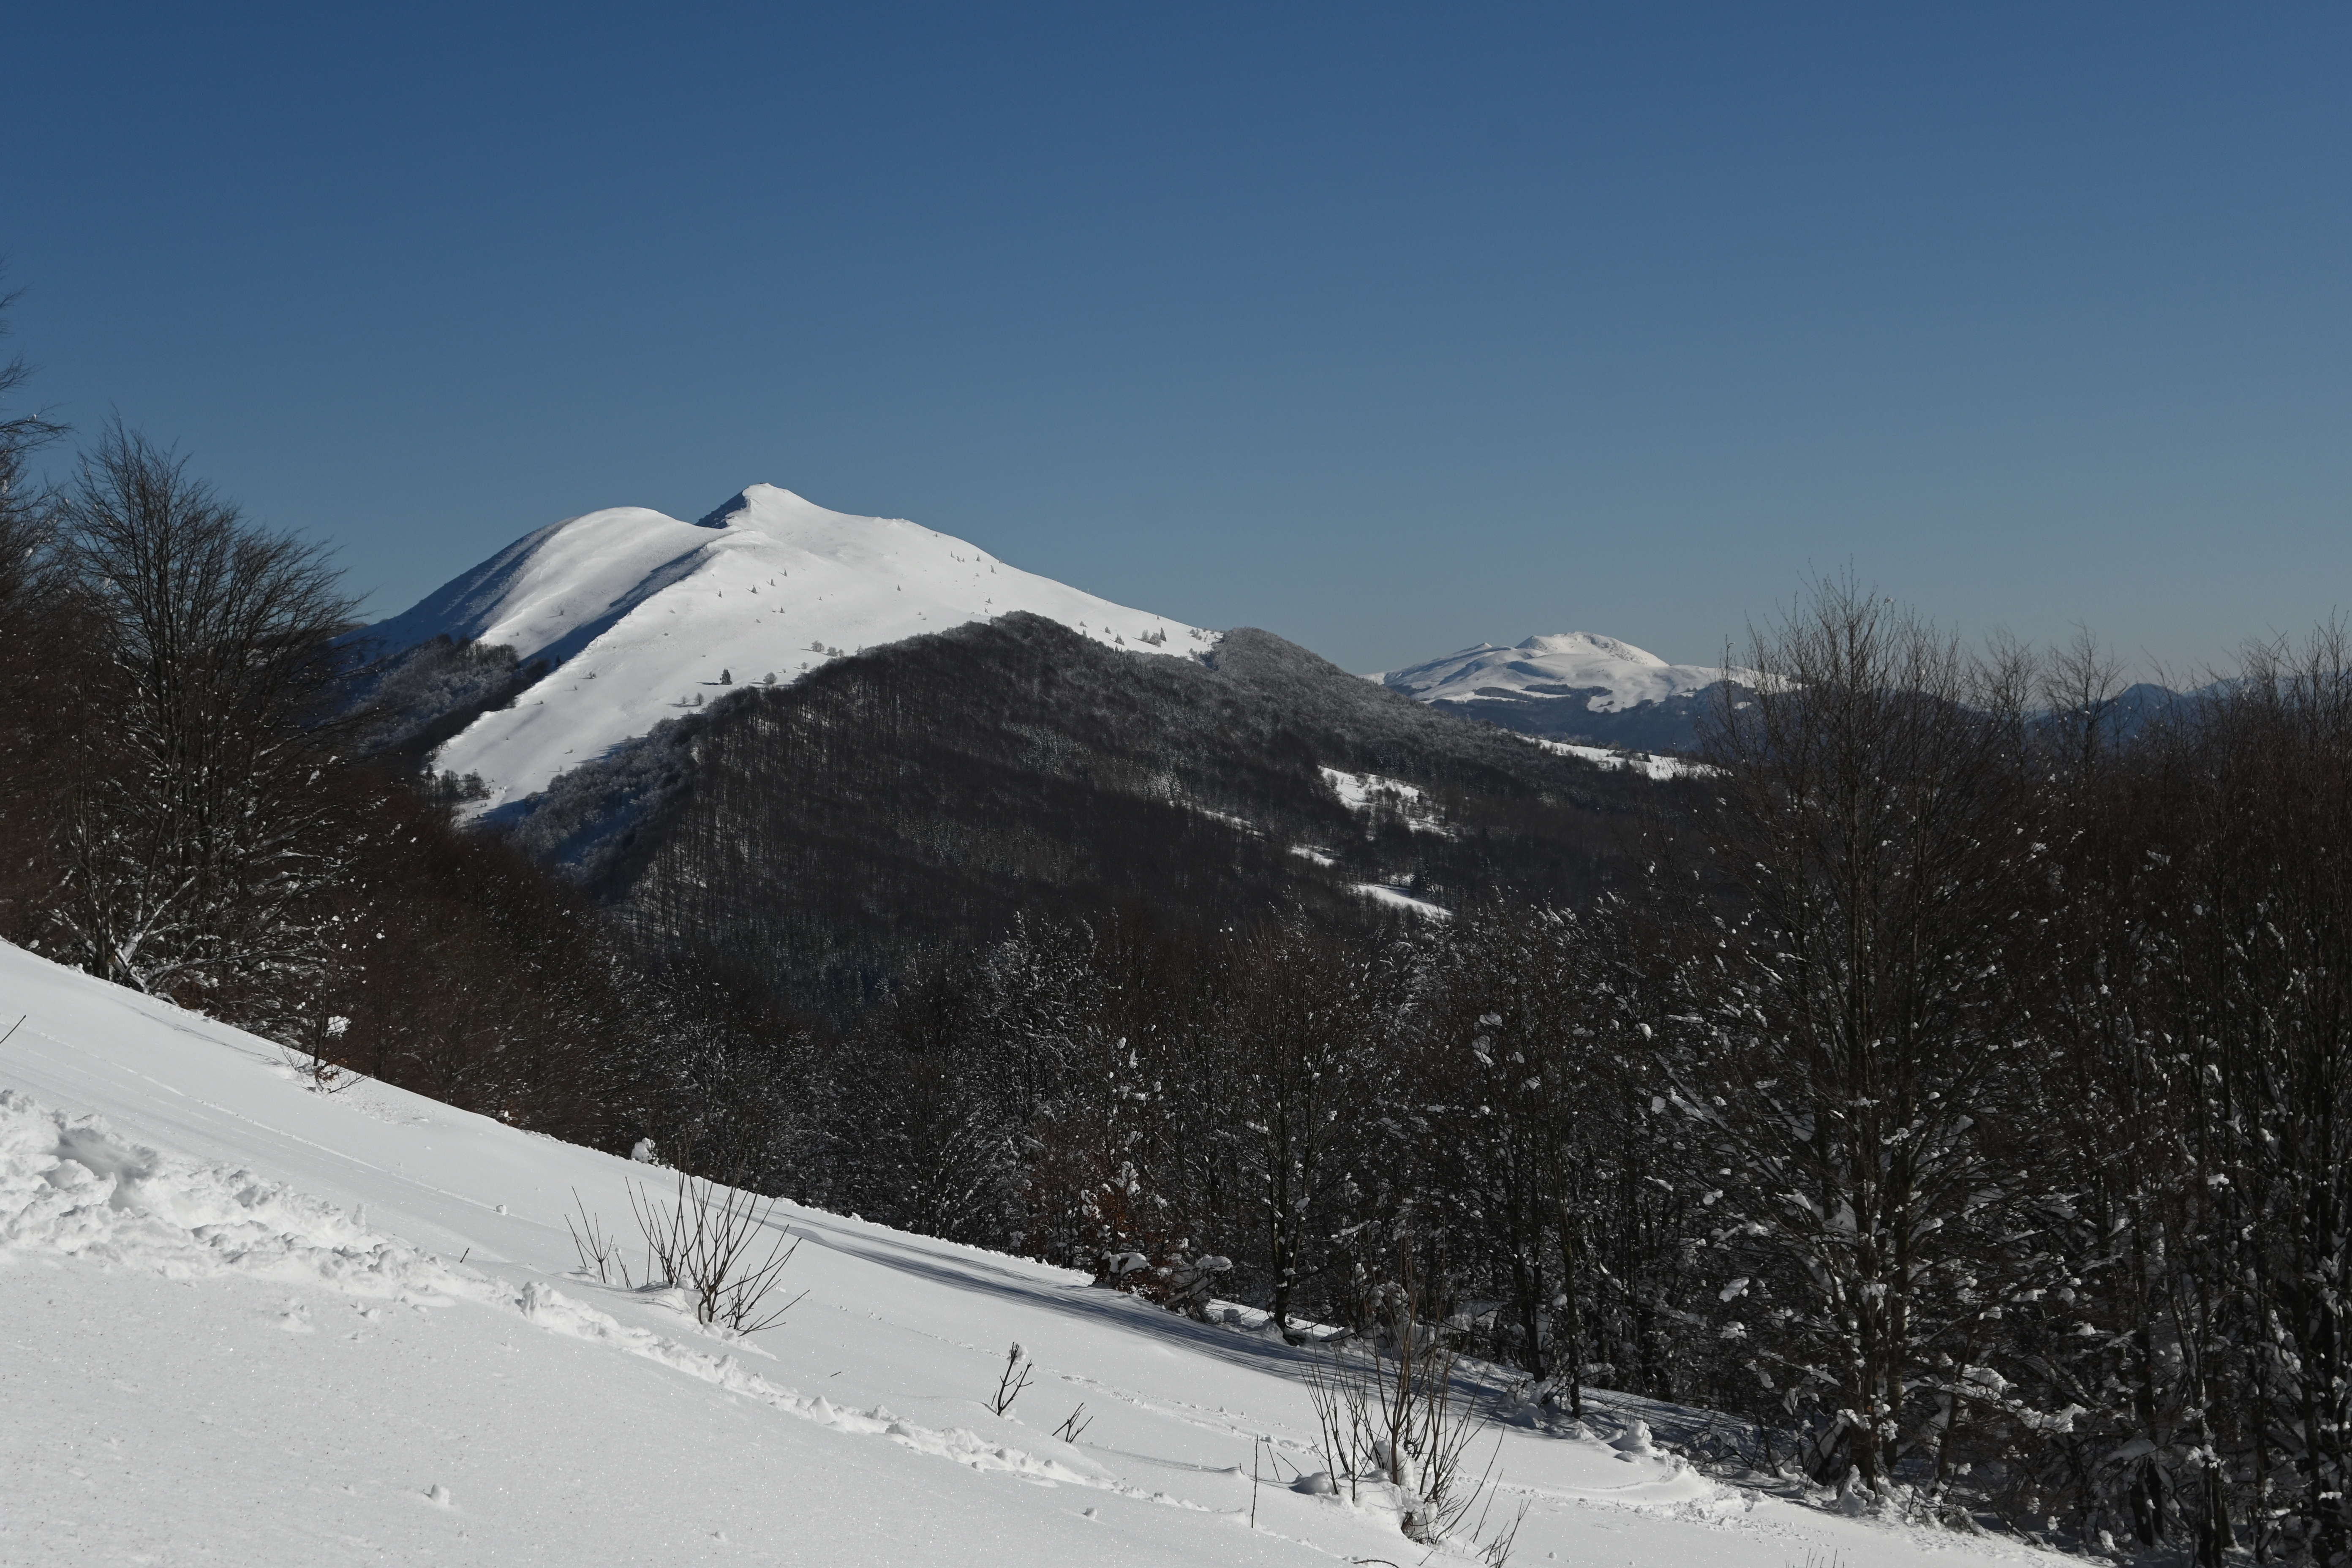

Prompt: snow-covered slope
xmin=362 ymin=485 xmax=1214 ymax=812
xmin=1375 ymin=632 xmax=1727 ymax=712
xmin=0 ymin=942 xmax=2042 ymax=1568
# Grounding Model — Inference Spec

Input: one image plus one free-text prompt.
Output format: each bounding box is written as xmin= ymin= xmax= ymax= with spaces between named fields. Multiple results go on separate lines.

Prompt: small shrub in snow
xmin=1305 ymin=1254 xmax=1508 ymax=1553
xmin=626 ymin=1171 xmax=804 ymax=1334
xmin=566 ymin=1187 xmax=635 ymax=1288
xmin=989 ymin=1341 xmax=1034 ymax=1416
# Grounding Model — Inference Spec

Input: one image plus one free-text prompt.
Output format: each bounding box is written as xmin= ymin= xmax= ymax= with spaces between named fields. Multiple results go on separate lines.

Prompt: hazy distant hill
xmin=1373 ymin=631 xmax=1751 ymax=753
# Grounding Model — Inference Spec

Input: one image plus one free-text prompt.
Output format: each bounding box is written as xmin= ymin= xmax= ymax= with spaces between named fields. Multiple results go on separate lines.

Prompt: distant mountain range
xmin=356 ymin=486 xmax=1720 ymax=818
xmin=355 ymin=485 xmax=2226 ymax=996
xmin=351 ymin=486 xmax=1690 ymax=996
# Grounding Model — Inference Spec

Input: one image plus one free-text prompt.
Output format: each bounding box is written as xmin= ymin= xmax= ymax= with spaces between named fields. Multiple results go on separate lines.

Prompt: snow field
xmin=1 ymin=941 xmax=2044 ymax=1567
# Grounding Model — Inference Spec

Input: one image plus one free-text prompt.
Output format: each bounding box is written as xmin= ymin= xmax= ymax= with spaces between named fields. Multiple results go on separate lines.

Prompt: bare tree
xmin=0 ymin=284 xmax=77 ymax=933
xmin=629 ymin=1168 xmax=805 ymax=1334
xmin=1306 ymin=1245 xmax=1509 ymax=1550
xmin=1677 ymin=578 xmax=2055 ymax=1494
xmin=2134 ymin=628 xmax=2352 ymax=1565
xmin=1222 ymin=922 xmax=1396 ymax=1337
xmin=45 ymin=424 xmax=357 ymax=1024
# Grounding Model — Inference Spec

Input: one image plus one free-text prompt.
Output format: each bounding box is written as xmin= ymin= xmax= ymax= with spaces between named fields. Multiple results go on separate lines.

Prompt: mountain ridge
xmin=357 ymin=484 xmax=1214 ymax=811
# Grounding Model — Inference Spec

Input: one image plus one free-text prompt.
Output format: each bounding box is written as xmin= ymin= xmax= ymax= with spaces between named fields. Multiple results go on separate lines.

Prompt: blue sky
xmin=6 ymin=3 xmax=2347 ymax=676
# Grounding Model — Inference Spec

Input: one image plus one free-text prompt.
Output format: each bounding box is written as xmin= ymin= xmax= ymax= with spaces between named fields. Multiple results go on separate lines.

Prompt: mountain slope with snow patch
xmin=360 ymin=484 xmax=1214 ymax=811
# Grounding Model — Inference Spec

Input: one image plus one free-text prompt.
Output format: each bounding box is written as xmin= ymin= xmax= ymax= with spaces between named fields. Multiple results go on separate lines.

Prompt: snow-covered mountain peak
xmin=1514 ymin=630 xmax=1670 ymax=667
xmin=361 ymin=487 xmax=1214 ymax=812
xmin=1377 ymin=631 xmax=1727 ymax=713
xmin=697 ymin=482 xmax=885 ymax=533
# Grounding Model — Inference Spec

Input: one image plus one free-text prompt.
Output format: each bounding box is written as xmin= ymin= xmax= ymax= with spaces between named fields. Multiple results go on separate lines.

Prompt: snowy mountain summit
xmin=1377 ymin=632 xmax=1726 ymax=711
xmin=1375 ymin=632 xmax=1741 ymax=752
xmin=361 ymin=485 xmax=1215 ymax=811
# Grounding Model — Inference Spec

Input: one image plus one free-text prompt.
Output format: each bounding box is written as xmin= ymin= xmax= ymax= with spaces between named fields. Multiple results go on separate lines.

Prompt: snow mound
xmin=361 ymin=483 xmax=1215 ymax=811
xmin=1 ymin=1088 xmax=430 ymax=1293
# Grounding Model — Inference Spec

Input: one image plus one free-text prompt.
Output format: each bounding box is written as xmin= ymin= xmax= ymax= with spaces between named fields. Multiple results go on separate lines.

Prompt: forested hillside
xmin=760 ymin=591 xmax=2352 ymax=1568
xmin=502 ymin=612 xmax=1669 ymax=1006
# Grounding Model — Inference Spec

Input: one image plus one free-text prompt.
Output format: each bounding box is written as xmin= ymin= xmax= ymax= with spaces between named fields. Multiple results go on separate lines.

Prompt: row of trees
xmin=777 ymin=586 xmax=2352 ymax=1565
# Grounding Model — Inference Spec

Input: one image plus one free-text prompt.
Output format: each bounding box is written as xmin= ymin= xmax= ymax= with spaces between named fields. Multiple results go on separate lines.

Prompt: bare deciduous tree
xmin=1679 ymin=577 xmax=2055 ymax=1493
xmin=45 ymin=423 xmax=357 ymax=1024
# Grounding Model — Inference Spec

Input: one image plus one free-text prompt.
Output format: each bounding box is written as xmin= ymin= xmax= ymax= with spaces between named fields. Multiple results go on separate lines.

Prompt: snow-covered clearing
xmin=1321 ymin=765 xmax=1455 ymax=836
xmin=2 ymin=942 xmax=2045 ymax=1567
xmin=1523 ymin=737 xmax=1711 ymax=781
xmin=1351 ymin=882 xmax=1456 ymax=922
xmin=1320 ymin=766 xmax=1425 ymax=813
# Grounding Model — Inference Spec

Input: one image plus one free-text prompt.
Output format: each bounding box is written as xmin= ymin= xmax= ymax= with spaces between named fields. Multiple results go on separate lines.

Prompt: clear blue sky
xmin=7 ymin=3 xmax=2347 ymax=677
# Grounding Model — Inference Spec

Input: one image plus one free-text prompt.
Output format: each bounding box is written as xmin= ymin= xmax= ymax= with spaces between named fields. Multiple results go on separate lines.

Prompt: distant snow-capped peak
xmin=1374 ymin=631 xmax=1730 ymax=713
xmin=361 ymin=483 xmax=1215 ymax=811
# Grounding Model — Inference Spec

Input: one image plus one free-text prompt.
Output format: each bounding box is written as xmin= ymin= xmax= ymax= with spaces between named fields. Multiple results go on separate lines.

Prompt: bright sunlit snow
xmin=1319 ymin=766 xmax=1454 ymax=835
xmin=2 ymin=942 xmax=2043 ymax=1568
xmin=1374 ymin=632 xmax=1730 ymax=713
xmin=1522 ymin=737 xmax=1712 ymax=781
xmin=1350 ymin=882 xmax=1455 ymax=921
xmin=361 ymin=485 xmax=1216 ymax=813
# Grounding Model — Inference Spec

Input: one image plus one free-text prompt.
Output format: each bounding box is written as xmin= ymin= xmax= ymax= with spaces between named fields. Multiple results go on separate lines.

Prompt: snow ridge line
xmin=0 ymin=1088 xmax=1202 ymax=1510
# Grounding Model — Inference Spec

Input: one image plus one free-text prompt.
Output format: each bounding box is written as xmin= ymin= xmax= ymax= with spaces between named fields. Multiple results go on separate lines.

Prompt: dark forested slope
xmin=496 ymin=614 xmax=1676 ymax=1003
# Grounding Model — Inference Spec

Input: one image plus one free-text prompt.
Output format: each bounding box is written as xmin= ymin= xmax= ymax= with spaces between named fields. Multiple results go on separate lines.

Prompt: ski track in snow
xmin=1 ymin=939 xmax=2049 ymax=1567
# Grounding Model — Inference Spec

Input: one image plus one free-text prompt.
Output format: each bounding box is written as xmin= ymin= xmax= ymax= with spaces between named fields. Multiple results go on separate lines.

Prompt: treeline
xmin=774 ymin=586 xmax=2352 ymax=1565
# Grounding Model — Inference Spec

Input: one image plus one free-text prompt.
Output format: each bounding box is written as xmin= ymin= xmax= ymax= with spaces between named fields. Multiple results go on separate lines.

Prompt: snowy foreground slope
xmin=361 ymin=485 xmax=1214 ymax=812
xmin=2 ymin=945 xmax=2039 ymax=1568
